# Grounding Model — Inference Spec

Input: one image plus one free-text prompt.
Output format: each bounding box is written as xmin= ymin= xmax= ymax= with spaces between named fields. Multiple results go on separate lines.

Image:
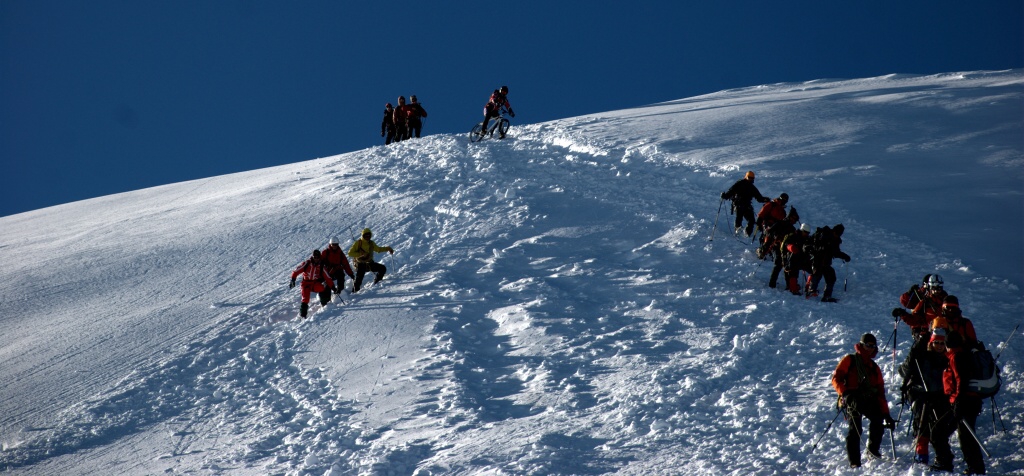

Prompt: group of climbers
xmin=830 ymin=273 xmax=991 ymax=474
xmin=720 ymin=171 xmax=850 ymax=302
xmin=379 ymin=86 xmax=516 ymax=144
xmin=382 ymin=95 xmax=428 ymax=144
xmin=288 ymin=229 xmax=394 ymax=319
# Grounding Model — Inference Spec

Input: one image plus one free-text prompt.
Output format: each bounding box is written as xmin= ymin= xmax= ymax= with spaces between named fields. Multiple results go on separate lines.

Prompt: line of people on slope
xmin=379 ymin=86 xmax=516 ymax=144
xmin=831 ymin=274 xmax=993 ymax=474
xmin=720 ymin=170 xmax=850 ymax=303
xmin=382 ymin=95 xmax=428 ymax=145
xmin=288 ymin=228 xmax=394 ymax=318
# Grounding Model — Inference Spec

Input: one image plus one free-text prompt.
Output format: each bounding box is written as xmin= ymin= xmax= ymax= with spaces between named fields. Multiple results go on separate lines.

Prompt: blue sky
xmin=2 ymin=1 xmax=1021 ymax=217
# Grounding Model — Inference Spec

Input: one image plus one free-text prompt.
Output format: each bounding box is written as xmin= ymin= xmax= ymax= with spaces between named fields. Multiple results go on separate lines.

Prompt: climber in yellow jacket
xmin=347 ymin=228 xmax=394 ymax=292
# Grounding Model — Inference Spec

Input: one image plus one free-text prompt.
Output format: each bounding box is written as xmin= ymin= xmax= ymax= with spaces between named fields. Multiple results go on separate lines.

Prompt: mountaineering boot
xmin=930 ymin=461 xmax=954 ymax=472
xmin=300 ymin=302 xmax=309 ymax=318
xmin=822 ymin=296 xmax=838 ymax=303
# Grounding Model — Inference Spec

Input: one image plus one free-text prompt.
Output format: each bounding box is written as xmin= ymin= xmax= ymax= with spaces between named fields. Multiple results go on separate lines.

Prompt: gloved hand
xmin=381 ymin=131 xmax=385 ymax=137
xmin=843 ymin=256 xmax=850 ymax=263
xmin=840 ymin=392 xmax=856 ymax=411
xmin=883 ymin=415 xmax=896 ymax=430
xmin=509 ymin=110 xmax=515 ymax=118
xmin=386 ymin=247 xmax=394 ymax=254
xmin=721 ymin=192 xmax=728 ymax=199
xmin=290 ymin=278 xmax=296 ymax=289
xmin=892 ymin=307 xmax=907 ymax=318
xmin=333 ymin=287 xmax=340 ymax=294
xmin=908 ymin=284 xmax=919 ymax=296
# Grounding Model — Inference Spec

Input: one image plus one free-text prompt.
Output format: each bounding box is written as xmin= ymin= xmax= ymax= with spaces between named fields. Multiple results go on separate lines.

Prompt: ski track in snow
xmin=1 ymin=71 xmax=1023 ymax=475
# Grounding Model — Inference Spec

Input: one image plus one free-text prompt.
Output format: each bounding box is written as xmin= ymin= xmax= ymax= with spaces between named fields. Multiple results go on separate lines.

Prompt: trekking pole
xmin=389 ymin=252 xmax=396 ymax=277
xmin=842 ymin=261 xmax=848 ymax=292
xmin=888 ymin=426 xmax=897 ymax=459
xmin=993 ymin=322 xmax=1020 ymax=361
xmin=811 ymin=408 xmax=844 ymax=453
xmin=960 ymin=419 xmax=991 ymax=459
xmin=709 ymin=197 xmax=724 ymax=241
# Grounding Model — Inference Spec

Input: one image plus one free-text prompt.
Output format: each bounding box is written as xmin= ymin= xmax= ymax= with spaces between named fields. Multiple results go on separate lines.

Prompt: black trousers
xmin=810 ymin=265 xmax=837 ymax=298
xmin=846 ymin=407 xmax=884 ymax=466
xmin=931 ymin=398 xmax=984 ymax=472
xmin=409 ymin=119 xmax=422 ymax=138
xmin=353 ymin=261 xmax=387 ymax=292
xmin=384 ymin=127 xmax=396 ymax=145
xmin=733 ymin=203 xmax=755 ymax=235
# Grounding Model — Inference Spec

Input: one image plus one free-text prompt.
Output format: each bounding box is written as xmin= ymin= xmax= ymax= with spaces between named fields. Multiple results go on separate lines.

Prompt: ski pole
xmin=709 ymin=197 xmax=724 ymax=241
xmin=843 ymin=261 xmax=848 ymax=292
xmin=811 ymin=408 xmax=843 ymax=452
xmin=960 ymin=419 xmax=991 ymax=459
xmin=993 ymin=322 xmax=1020 ymax=361
xmin=888 ymin=427 xmax=897 ymax=459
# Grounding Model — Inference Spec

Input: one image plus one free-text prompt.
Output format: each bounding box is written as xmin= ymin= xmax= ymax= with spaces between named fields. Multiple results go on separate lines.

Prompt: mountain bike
xmin=469 ymin=107 xmax=511 ymax=142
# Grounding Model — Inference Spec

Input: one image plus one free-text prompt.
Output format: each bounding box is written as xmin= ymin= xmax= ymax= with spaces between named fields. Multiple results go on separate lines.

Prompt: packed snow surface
xmin=1 ymin=71 xmax=1022 ymax=475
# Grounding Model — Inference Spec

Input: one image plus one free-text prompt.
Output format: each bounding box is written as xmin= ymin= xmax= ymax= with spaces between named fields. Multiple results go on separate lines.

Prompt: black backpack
xmin=968 ymin=343 xmax=1002 ymax=398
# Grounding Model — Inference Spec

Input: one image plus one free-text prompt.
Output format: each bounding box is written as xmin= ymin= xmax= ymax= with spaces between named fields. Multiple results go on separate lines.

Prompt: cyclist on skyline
xmin=480 ymin=85 xmax=515 ymax=138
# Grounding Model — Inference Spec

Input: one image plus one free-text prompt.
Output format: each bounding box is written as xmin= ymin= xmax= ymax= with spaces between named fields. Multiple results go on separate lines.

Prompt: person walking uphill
xmin=348 ymin=228 xmax=394 ymax=293
xmin=806 ymin=224 xmax=850 ymax=303
xmin=322 ymin=237 xmax=355 ymax=299
xmin=832 ymin=333 xmax=897 ymax=468
xmin=289 ymin=249 xmax=336 ymax=319
xmin=930 ymin=330 xmax=986 ymax=474
xmin=721 ymin=171 xmax=769 ymax=237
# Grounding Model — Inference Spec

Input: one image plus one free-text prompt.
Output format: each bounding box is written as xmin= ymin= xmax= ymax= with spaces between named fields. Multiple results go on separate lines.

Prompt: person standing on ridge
xmin=347 ymin=228 xmax=394 ymax=293
xmin=393 ymin=96 xmax=411 ymax=142
xmin=832 ymin=333 xmax=897 ymax=468
xmin=721 ymin=171 xmax=769 ymax=237
xmin=381 ymin=103 xmax=397 ymax=145
xmin=289 ymin=249 xmax=336 ymax=319
xmin=321 ymin=237 xmax=355 ymax=300
xmin=480 ymin=85 xmax=514 ymax=138
xmin=407 ymin=95 xmax=428 ymax=139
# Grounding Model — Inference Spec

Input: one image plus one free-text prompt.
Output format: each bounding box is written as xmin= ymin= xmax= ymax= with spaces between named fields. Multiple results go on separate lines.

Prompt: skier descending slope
xmin=289 ymin=249 xmax=336 ymax=319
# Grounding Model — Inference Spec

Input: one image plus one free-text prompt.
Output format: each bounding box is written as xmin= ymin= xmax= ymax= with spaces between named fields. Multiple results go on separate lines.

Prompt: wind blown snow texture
xmin=1 ymin=71 xmax=1022 ymax=475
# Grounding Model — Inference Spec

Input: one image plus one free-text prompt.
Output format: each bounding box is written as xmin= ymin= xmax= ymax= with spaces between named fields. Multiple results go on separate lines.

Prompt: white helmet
xmin=329 ymin=237 xmax=339 ymax=245
xmin=927 ymin=274 xmax=944 ymax=289
xmin=799 ymin=223 xmax=812 ymax=233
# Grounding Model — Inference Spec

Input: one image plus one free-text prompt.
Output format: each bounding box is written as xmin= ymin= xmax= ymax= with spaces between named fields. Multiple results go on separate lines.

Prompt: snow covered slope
xmin=1 ymin=71 xmax=1022 ymax=475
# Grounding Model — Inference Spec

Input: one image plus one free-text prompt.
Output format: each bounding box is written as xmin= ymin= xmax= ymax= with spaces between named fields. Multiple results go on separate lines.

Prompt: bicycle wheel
xmin=497 ymin=119 xmax=510 ymax=139
xmin=470 ymin=123 xmax=485 ymax=142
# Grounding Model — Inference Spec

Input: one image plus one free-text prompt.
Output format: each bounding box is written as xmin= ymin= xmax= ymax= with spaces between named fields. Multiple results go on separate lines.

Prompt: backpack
xmin=807 ymin=226 xmax=833 ymax=266
xmin=968 ymin=343 xmax=1002 ymax=398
